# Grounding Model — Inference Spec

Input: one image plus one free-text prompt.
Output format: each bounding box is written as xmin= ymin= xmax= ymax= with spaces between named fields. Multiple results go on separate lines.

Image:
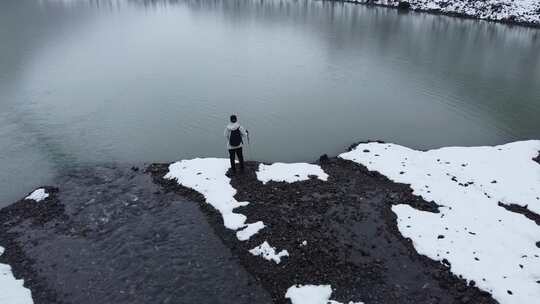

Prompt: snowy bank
xmin=249 ymin=241 xmax=289 ymax=264
xmin=340 ymin=140 xmax=540 ymax=304
xmin=0 ymin=247 xmax=33 ymax=304
xmin=164 ymin=158 xmax=264 ymax=241
xmin=257 ymin=163 xmax=329 ymax=184
xmin=346 ymin=0 xmax=540 ymax=26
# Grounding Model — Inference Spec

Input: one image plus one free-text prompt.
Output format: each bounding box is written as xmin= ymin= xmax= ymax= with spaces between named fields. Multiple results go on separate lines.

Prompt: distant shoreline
xmin=328 ymin=0 xmax=540 ymax=29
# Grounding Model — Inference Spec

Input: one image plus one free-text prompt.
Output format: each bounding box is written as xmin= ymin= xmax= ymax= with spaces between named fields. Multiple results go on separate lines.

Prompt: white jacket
xmin=224 ymin=122 xmax=248 ymax=149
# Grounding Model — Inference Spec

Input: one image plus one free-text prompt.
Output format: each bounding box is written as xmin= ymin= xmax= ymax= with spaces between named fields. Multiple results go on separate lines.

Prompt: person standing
xmin=224 ymin=115 xmax=248 ymax=173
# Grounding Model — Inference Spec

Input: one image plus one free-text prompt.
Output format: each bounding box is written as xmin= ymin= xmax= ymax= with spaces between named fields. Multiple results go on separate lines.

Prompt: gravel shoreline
xmin=0 ymin=186 xmax=64 ymax=304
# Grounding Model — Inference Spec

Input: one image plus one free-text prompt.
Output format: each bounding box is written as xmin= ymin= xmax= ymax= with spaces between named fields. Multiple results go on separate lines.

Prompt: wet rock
xmin=2 ymin=186 xmax=63 ymax=226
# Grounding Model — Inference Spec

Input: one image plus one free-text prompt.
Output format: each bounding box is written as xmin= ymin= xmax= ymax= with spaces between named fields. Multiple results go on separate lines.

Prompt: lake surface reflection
xmin=1 ymin=0 xmax=539 ymax=205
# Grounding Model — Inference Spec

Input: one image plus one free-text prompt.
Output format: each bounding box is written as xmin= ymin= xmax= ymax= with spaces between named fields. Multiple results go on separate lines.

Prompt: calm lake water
xmin=1 ymin=0 xmax=539 ymax=206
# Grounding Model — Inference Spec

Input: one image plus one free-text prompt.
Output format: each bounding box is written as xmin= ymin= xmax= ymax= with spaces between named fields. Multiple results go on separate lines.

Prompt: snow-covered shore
xmin=1 ymin=141 xmax=538 ymax=304
xmin=0 ymin=247 xmax=33 ymax=304
xmin=0 ymin=188 xmax=52 ymax=304
xmin=343 ymin=0 xmax=540 ymax=27
xmin=341 ymin=140 xmax=540 ymax=304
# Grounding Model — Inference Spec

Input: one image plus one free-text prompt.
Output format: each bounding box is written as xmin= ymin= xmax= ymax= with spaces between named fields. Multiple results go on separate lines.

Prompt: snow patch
xmin=286 ymin=285 xmax=331 ymax=304
xmin=257 ymin=163 xmax=329 ymax=184
xmin=249 ymin=241 xmax=289 ymax=264
xmin=24 ymin=188 xmax=48 ymax=202
xmin=0 ymin=247 xmax=33 ymax=304
xmin=237 ymin=221 xmax=265 ymax=241
xmin=285 ymin=285 xmax=363 ymax=304
xmin=340 ymin=140 xmax=540 ymax=304
xmin=164 ymin=158 xmax=263 ymax=240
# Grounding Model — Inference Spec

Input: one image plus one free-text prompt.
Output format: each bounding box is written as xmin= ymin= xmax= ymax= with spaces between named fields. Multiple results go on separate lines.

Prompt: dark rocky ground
xmin=149 ymin=157 xmax=498 ymax=304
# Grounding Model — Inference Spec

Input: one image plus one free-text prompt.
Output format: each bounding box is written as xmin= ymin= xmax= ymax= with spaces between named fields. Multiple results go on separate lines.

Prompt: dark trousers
xmin=228 ymin=148 xmax=244 ymax=172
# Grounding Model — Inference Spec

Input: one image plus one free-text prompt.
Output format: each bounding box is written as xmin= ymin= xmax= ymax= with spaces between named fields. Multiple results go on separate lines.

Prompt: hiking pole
xmin=246 ymin=129 xmax=251 ymax=161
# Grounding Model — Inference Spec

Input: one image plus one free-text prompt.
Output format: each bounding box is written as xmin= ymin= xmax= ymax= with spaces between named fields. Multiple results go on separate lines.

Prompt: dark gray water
xmin=1 ymin=0 xmax=540 ymax=206
xmin=4 ymin=165 xmax=271 ymax=303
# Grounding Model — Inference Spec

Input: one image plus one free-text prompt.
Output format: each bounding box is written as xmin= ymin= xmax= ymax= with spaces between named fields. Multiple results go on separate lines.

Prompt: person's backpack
xmin=229 ymin=128 xmax=243 ymax=146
